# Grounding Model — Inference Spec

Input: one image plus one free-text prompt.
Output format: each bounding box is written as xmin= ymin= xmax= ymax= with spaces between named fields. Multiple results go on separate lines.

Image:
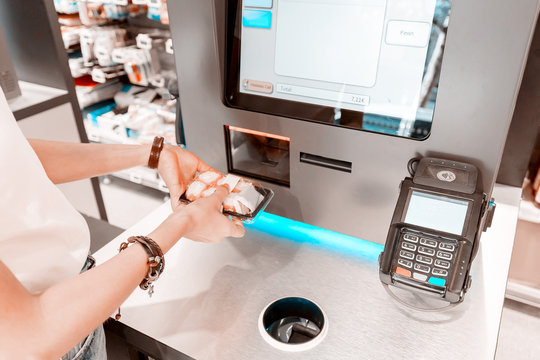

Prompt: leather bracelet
xmin=148 ymin=136 xmax=165 ymax=169
xmin=131 ymin=236 xmax=165 ymax=288
xmin=116 ymin=235 xmax=165 ymax=320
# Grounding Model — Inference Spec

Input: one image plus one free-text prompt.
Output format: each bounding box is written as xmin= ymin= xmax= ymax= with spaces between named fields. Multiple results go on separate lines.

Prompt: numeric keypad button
xmin=416 ymin=255 xmax=433 ymax=265
xmin=418 ymin=246 xmax=435 ymax=256
xmin=437 ymin=251 xmax=453 ymax=261
xmin=400 ymin=250 xmax=414 ymax=260
xmin=403 ymin=234 xmax=419 ymax=243
xmin=398 ymin=259 xmax=413 ymax=268
xmin=402 ymin=242 xmax=417 ymax=251
xmin=434 ymin=259 xmax=451 ymax=269
xmin=413 ymin=273 xmax=428 ymax=281
xmin=432 ymin=268 xmax=448 ymax=277
xmin=414 ymin=263 xmax=431 ymax=274
xmin=420 ymin=238 xmax=437 ymax=248
xmin=439 ymin=243 xmax=455 ymax=252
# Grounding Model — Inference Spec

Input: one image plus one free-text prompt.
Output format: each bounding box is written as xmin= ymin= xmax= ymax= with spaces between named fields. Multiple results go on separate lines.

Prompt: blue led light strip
xmin=245 ymin=212 xmax=384 ymax=261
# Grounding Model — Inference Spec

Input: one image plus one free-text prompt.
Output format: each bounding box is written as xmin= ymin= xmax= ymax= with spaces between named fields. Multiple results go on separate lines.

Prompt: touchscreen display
xmin=228 ymin=0 xmax=452 ymax=138
xmin=404 ymin=191 xmax=469 ymax=235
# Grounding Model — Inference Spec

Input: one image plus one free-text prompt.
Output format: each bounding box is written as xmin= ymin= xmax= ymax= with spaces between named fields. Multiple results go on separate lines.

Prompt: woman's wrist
xmin=132 ymin=143 xmax=153 ymax=166
xmin=131 ymin=142 xmax=156 ymax=167
xmin=147 ymin=211 xmax=193 ymax=253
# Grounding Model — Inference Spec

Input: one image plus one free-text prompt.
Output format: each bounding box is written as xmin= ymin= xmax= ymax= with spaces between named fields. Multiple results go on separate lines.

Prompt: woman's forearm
xmin=37 ymin=244 xmax=150 ymax=358
xmin=0 ymin=212 xmax=190 ymax=359
xmin=28 ymin=139 xmax=152 ymax=184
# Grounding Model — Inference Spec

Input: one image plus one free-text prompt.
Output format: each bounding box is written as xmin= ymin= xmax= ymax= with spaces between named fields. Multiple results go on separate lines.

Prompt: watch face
xmin=437 ymin=170 xmax=457 ymax=182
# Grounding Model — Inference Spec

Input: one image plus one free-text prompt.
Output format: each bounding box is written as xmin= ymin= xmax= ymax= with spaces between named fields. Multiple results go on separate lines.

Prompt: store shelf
xmin=506 ymin=184 xmax=540 ymax=308
xmin=506 ymin=280 xmax=540 ymax=308
xmin=87 ymin=130 xmax=171 ymax=194
xmin=92 ymin=134 xmax=173 ymax=194
xmin=110 ymin=167 xmax=168 ymax=194
xmin=8 ymin=81 xmax=70 ymax=120
xmin=519 ymin=198 xmax=540 ymax=223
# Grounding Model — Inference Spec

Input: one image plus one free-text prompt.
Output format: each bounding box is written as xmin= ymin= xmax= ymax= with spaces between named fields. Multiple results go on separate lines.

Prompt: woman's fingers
xmin=230 ymin=219 xmax=245 ymax=238
xmin=157 ymin=150 xmax=185 ymax=208
xmin=196 ymin=159 xmax=213 ymax=173
xmin=208 ymin=185 xmax=230 ymax=206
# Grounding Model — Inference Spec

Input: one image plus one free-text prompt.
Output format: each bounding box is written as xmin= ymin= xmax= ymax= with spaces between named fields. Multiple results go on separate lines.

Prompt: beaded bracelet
xmin=115 ymin=236 xmax=165 ymax=320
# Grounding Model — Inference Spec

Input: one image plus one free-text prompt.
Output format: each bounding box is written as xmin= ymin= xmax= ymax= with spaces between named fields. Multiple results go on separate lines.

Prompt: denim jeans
xmin=61 ymin=256 xmax=107 ymax=360
xmin=61 ymin=324 xmax=107 ymax=360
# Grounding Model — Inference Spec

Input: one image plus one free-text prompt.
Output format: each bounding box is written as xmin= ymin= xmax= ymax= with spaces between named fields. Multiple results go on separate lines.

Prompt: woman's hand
xmin=180 ymin=186 xmax=246 ymax=243
xmin=149 ymin=186 xmax=245 ymax=251
xmin=157 ymin=145 xmax=212 ymax=209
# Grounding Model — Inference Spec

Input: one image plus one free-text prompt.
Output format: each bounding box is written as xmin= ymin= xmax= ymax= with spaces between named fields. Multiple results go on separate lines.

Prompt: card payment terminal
xmin=379 ymin=157 xmax=495 ymax=304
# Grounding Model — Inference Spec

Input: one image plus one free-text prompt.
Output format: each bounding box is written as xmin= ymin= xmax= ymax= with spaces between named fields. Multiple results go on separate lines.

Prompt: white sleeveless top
xmin=0 ymin=88 xmax=90 ymax=294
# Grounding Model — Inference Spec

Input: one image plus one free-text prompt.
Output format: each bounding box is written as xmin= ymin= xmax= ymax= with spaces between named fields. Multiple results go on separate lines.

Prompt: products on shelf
xmin=59 ymin=2 xmax=176 ymax=112
xmin=147 ymin=0 xmax=169 ymax=24
xmin=91 ymin=65 xmax=126 ymax=83
xmin=79 ymin=26 xmax=129 ymax=66
xmin=69 ymin=57 xmax=89 ymax=78
xmin=136 ymin=33 xmax=164 ymax=50
xmin=165 ymin=38 xmax=173 ymax=54
xmin=56 ymin=0 xmax=181 ymax=191
xmin=56 ymin=1 xmax=170 ymax=25
xmin=75 ymin=76 xmax=123 ymax=108
xmin=60 ymin=25 xmax=85 ymax=49
xmin=54 ymin=0 xmax=79 ymax=14
xmin=83 ymin=87 xmax=176 ymax=145
xmin=113 ymin=46 xmax=161 ymax=86
xmin=77 ymin=1 xmax=146 ymax=26
xmin=159 ymin=0 xmax=169 ymax=25
xmin=533 ymin=166 xmax=540 ymax=205
xmin=102 ymin=3 xmax=130 ymax=20
xmin=68 ymin=26 xmax=172 ymax=88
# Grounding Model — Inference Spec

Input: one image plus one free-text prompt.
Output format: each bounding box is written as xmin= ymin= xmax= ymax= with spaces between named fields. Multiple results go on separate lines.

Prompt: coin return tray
xmin=258 ymin=297 xmax=328 ymax=352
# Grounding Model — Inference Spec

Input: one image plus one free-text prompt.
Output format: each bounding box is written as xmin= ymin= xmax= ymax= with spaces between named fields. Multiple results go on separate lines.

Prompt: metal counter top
xmin=93 ymin=184 xmax=521 ymax=359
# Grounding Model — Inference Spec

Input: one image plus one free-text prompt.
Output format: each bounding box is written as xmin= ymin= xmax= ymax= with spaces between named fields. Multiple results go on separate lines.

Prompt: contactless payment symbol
xmin=437 ymin=170 xmax=456 ymax=182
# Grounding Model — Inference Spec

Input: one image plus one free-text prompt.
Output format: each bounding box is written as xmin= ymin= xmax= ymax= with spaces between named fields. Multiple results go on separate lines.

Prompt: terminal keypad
xmin=394 ymin=232 xmax=457 ymax=287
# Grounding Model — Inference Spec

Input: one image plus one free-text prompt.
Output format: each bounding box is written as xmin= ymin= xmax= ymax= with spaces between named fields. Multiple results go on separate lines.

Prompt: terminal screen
xmin=227 ymin=0 xmax=452 ymax=138
xmin=404 ymin=191 xmax=469 ymax=235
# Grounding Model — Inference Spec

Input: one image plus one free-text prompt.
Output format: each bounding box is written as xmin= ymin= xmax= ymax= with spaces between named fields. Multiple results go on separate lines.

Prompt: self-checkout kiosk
xmin=95 ymin=0 xmax=540 ymax=358
xmin=167 ymin=0 xmax=537 ymax=243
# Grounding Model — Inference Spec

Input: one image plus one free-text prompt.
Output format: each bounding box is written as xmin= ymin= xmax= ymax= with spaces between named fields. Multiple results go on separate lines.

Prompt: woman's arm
xmin=29 ymin=139 xmax=211 ymax=209
xmin=28 ymin=139 xmax=152 ymax=184
xmin=0 ymin=186 xmax=244 ymax=359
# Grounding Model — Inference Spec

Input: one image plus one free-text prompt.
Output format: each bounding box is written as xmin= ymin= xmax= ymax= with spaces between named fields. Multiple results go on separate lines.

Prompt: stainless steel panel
xmin=168 ymin=0 xmax=540 ymax=243
xmin=93 ymin=184 xmax=521 ymax=359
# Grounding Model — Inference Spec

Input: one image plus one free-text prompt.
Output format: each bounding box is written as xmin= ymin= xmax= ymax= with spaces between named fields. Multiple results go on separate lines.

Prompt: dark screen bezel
xmin=223 ymin=0 xmax=430 ymax=139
